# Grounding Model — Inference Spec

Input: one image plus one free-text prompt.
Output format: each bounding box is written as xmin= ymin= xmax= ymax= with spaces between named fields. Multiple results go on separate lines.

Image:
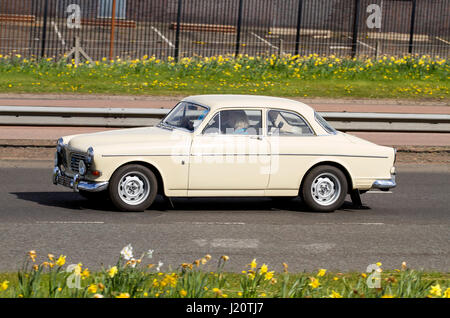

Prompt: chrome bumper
xmin=53 ymin=166 xmax=108 ymax=192
xmin=371 ymin=175 xmax=396 ymax=191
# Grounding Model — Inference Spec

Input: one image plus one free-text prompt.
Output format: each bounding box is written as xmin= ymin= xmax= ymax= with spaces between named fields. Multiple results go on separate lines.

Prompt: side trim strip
xmin=102 ymin=153 xmax=388 ymax=159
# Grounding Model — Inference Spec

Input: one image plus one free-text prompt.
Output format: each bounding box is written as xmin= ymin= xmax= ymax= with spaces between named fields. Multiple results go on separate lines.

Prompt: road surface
xmin=0 ymin=162 xmax=448 ymax=272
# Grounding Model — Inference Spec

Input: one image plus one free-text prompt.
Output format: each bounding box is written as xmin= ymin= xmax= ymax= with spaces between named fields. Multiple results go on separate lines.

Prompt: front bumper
xmin=53 ymin=166 xmax=108 ymax=192
xmin=371 ymin=174 xmax=396 ymax=191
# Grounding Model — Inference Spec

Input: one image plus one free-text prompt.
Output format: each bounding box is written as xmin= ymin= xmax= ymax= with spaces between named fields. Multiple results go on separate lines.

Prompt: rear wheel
xmin=301 ymin=165 xmax=348 ymax=212
xmin=109 ymin=164 xmax=158 ymax=212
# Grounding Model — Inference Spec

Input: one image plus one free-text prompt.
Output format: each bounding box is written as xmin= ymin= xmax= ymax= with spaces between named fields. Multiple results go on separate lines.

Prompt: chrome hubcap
xmin=118 ymin=172 xmax=150 ymax=205
xmin=311 ymin=173 xmax=341 ymax=206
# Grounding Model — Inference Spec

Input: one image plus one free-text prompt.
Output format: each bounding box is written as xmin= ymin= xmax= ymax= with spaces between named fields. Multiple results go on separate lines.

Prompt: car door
xmin=266 ymin=109 xmax=318 ymax=195
xmin=188 ymin=108 xmax=271 ymax=195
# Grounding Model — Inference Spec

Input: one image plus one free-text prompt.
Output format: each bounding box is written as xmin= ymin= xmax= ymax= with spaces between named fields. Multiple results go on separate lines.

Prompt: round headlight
xmin=87 ymin=147 xmax=94 ymax=164
xmin=79 ymin=160 xmax=87 ymax=176
xmin=56 ymin=138 xmax=64 ymax=153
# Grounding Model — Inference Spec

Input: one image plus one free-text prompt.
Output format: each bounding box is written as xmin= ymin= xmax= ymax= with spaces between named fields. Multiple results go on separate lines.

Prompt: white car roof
xmin=182 ymin=94 xmax=315 ymax=114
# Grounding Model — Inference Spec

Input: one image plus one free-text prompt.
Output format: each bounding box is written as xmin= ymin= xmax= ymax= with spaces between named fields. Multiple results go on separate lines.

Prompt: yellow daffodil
xmin=260 ymin=264 xmax=268 ymax=275
xmin=56 ymin=255 xmax=66 ymax=267
xmin=1 ymin=280 xmax=9 ymax=291
xmin=309 ymin=278 xmax=320 ymax=289
xmin=116 ymin=293 xmax=130 ymax=298
xmin=443 ymin=288 xmax=450 ymax=298
xmin=108 ymin=266 xmax=118 ymax=278
xmin=381 ymin=294 xmax=394 ymax=298
xmin=180 ymin=289 xmax=187 ymax=297
xmin=429 ymin=284 xmax=442 ymax=297
xmin=87 ymin=284 xmax=98 ymax=294
xmin=317 ymin=269 xmax=327 ymax=277
xmin=28 ymin=250 xmax=37 ymax=262
xmin=250 ymin=259 xmax=257 ymax=269
xmin=330 ymin=290 xmax=342 ymax=298
xmin=264 ymin=271 xmax=274 ymax=281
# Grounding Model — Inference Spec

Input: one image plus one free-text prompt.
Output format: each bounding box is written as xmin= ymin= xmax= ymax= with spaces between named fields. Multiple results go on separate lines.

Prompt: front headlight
xmin=87 ymin=147 xmax=94 ymax=164
xmin=56 ymin=138 xmax=64 ymax=153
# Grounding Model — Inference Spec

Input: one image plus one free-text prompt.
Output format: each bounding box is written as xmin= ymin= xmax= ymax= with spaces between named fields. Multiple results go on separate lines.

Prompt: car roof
xmin=182 ymin=94 xmax=315 ymax=114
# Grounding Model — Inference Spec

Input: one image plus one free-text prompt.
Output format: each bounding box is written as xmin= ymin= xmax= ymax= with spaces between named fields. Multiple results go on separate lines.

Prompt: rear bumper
xmin=53 ymin=166 xmax=108 ymax=192
xmin=371 ymin=174 xmax=396 ymax=190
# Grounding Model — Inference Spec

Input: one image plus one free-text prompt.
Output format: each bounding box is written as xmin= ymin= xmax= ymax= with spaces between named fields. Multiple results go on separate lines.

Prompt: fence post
xmin=351 ymin=0 xmax=360 ymax=58
xmin=235 ymin=0 xmax=244 ymax=57
xmin=174 ymin=0 xmax=183 ymax=61
xmin=294 ymin=0 xmax=303 ymax=56
xmin=40 ymin=0 xmax=49 ymax=58
xmin=109 ymin=0 xmax=117 ymax=60
xmin=409 ymin=0 xmax=416 ymax=54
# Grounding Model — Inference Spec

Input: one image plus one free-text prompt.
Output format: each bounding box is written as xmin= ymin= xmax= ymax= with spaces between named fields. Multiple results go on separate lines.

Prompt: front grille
xmin=70 ymin=152 xmax=88 ymax=173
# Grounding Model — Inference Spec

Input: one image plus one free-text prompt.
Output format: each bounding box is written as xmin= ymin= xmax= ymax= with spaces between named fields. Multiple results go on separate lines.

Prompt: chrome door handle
xmin=250 ymin=136 xmax=263 ymax=140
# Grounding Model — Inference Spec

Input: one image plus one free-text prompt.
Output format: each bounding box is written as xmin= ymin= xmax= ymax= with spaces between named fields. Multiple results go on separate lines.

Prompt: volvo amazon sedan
xmin=53 ymin=95 xmax=396 ymax=212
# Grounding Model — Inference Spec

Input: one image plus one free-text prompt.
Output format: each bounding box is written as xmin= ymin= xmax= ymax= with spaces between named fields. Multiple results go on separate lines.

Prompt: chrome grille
xmin=70 ymin=152 xmax=87 ymax=173
xmin=57 ymin=174 xmax=72 ymax=187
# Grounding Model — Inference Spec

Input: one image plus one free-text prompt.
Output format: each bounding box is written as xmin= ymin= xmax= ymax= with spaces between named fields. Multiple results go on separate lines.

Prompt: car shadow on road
xmin=10 ymin=192 xmax=371 ymax=214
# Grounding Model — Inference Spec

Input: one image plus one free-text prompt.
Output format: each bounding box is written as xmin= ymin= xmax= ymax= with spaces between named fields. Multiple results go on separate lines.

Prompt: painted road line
xmin=189 ymin=222 xmax=246 ymax=225
xmin=193 ymin=239 xmax=259 ymax=248
xmin=151 ymin=26 xmax=175 ymax=48
xmin=366 ymin=191 xmax=393 ymax=194
xmin=36 ymin=221 xmax=105 ymax=224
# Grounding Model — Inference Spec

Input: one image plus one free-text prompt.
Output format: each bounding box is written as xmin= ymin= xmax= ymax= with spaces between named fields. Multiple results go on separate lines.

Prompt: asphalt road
xmin=0 ymin=162 xmax=448 ymax=273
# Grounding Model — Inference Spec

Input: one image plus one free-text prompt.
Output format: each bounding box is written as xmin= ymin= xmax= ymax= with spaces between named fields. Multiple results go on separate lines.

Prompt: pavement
xmin=0 ymin=162 xmax=448 ymax=272
xmin=0 ymin=94 xmax=449 ymax=146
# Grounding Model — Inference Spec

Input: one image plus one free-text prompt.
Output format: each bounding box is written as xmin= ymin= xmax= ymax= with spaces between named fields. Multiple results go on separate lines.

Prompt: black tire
xmin=301 ymin=165 xmax=348 ymax=212
xmin=109 ymin=164 xmax=158 ymax=212
xmin=79 ymin=190 xmax=109 ymax=201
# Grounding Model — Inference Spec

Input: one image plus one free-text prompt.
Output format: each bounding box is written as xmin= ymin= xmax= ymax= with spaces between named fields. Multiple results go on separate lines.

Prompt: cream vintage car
xmin=53 ymin=95 xmax=396 ymax=212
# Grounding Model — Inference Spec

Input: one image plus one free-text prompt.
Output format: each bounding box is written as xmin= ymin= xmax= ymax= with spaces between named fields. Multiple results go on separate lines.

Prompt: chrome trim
xmin=53 ymin=166 xmax=108 ymax=192
xmin=371 ymin=175 xmax=396 ymax=190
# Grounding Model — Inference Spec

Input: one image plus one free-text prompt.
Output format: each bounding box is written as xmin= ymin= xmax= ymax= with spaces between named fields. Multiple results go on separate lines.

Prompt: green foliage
xmin=0 ymin=54 xmax=448 ymax=99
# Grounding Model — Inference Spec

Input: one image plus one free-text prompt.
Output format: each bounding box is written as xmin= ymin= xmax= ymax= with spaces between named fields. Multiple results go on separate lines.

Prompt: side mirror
xmin=278 ymin=122 xmax=284 ymax=129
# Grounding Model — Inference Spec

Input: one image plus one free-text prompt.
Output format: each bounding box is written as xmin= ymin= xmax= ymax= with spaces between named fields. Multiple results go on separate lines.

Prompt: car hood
xmin=65 ymin=126 xmax=189 ymax=153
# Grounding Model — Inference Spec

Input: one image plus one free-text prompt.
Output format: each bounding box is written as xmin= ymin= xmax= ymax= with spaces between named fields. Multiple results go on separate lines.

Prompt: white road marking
xmin=250 ymin=31 xmax=279 ymax=50
xmin=193 ymin=238 xmax=258 ymax=248
xmin=190 ymin=222 xmax=245 ymax=225
xmin=151 ymin=26 xmax=175 ymax=48
xmin=436 ymin=36 xmax=450 ymax=45
xmin=36 ymin=221 xmax=104 ymax=224
xmin=317 ymin=222 xmax=385 ymax=225
xmin=366 ymin=190 xmax=393 ymax=194
xmin=299 ymin=243 xmax=335 ymax=253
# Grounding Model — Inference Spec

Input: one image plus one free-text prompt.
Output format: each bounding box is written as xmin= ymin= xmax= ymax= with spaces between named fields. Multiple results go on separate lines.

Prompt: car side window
xmin=203 ymin=110 xmax=262 ymax=135
xmin=267 ymin=109 xmax=314 ymax=136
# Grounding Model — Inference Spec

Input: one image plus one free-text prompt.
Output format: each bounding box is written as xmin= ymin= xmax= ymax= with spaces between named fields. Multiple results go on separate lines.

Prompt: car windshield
xmin=160 ymin=102 xmax=209 ymax=132
xmin=314 ymin=112 xmax=337 ymax=134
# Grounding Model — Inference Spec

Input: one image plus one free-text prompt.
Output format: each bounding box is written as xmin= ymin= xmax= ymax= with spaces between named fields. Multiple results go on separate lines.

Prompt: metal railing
xmin=0 ymin=0 xmax=449 ymax=60
xmin=0 ymin=106 xmax=449 ymax=132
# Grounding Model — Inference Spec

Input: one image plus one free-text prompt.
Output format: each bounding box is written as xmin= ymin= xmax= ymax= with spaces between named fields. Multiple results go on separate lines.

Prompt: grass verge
xmin=0 ymin=249 xmax=449 ymax=298
xmin=0 ymin=54 xmax=448 ymax=99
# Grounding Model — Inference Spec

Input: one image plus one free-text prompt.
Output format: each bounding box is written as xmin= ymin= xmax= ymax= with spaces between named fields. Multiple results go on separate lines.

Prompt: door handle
xmin=250 ymin=136 xmax=263 ymax=140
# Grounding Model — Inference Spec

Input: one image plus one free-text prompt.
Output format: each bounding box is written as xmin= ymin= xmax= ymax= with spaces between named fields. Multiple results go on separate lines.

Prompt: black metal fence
xmin=0 ymin=0 xmax=449 ymax=60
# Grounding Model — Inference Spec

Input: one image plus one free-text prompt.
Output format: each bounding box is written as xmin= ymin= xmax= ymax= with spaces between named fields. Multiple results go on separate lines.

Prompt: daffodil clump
xmin=0 ymin=53 xmax=448 ymax=99
xmin=0 ymin=248 xmax=448 ymax=298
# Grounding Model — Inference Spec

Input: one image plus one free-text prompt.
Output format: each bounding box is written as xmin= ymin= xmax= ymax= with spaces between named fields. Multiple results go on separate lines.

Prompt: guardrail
xmin=0 ymin=106 xmax=449 ymax=133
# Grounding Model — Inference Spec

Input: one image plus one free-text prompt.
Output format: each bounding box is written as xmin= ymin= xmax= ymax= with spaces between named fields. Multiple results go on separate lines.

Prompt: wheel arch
xmin=299 ymin=161 xmax=354 ymax=195
xmin=114 ymin=160 xmax=166 ymax=196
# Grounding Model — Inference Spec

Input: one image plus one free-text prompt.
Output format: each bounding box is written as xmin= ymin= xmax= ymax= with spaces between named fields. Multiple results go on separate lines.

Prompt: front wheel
xmin=301 ymin=165 xmax=348 ymax=212
xmin=109 ymin=164 xmax=158 ymax=212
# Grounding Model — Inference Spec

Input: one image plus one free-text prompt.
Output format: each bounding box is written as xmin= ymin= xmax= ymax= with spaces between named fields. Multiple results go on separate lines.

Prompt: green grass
xmin=0 ymin=54 xmax=448 ymax=99
xmin=0 ymin=251 xmax=449 ymax=298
